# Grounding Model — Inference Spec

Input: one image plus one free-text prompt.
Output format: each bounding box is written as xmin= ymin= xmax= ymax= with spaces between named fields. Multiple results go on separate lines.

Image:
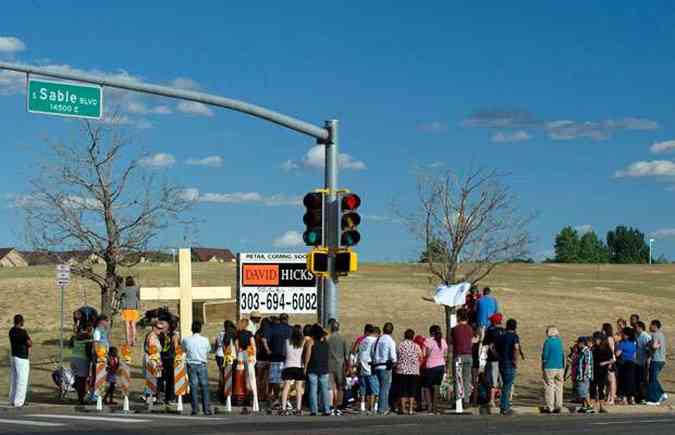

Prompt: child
xmin=104 ymin=346 xmax=120 ymax=405
xmin=575 ymin=337 xmax=594 ymax=414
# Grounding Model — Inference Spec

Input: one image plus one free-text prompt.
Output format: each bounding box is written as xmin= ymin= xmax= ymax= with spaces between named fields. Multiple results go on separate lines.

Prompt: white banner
xmin=238 ymin=253 xmax=317 ymax=315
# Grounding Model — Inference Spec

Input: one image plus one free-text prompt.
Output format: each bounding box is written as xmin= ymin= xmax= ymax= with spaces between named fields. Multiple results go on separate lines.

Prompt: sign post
xmin=56 ymin=264 xmax=71 ymax=369
xmin=27 ymin=78 xmax=102 ymax=120
xmin=238 ymin=253 xmax=318 ymax=316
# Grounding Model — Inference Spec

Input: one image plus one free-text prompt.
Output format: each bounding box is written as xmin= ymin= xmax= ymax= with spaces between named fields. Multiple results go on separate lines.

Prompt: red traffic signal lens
xmin=304 ymin=192 xmax=323 ymax=209
xmin=341 ymin=193 xmax=361 ymax=211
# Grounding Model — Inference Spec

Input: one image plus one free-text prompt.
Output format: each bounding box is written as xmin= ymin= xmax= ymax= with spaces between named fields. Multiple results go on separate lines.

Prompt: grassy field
xmin=0 ymin=261 xmax=673 ymax=406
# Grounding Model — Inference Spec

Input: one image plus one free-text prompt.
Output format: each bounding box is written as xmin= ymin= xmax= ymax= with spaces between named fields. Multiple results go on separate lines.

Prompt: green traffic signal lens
xmin=340 ymin=230 xmax=361 ymax=246
xmin=303 ymin=229 xmax=322 ymax=246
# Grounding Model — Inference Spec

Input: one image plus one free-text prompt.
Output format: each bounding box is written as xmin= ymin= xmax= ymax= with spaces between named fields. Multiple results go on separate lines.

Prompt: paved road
xmin=0 ymin=411 xmax=673 ymax=435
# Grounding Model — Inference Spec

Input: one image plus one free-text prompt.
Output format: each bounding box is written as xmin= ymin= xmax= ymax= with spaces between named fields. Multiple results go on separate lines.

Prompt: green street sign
xmin=27 ymin=78 xmax=103 ymax=120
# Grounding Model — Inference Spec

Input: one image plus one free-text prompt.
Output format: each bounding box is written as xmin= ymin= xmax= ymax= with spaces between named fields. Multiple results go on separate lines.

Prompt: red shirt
xmin=451 ymin=323 xmax=473 ymax=356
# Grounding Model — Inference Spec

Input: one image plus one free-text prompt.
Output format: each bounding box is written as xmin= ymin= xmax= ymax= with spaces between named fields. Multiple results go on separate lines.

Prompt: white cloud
xmin=127 ymin=101 xmax=172 ymax=115
xmin=651 ymin=228 xmax=675 ymax=239
xmin=273 ymin=231 xmax=304 ymax=248
xmin=651 ymin=140 xmax=675 ymax=154
xmin=171 ymin=77 xmax=201 ymax=90
xmin=491 ymin=130 xmax=531 ymax=143
xmin=418 ymin=121 xmax=449 ymax=134
xmin=574 ymin=224 xmax=593 ymax=235
xmin=284 ymin=145 xmax=367 ymax=172
xmin=181 ymin=188 xmax=301 ymax=206
xmin=177 ymin=101 xmax=213 ymax=117
xmin=364 ymin=214 xmax=403 ymax=224
xmin=139 ymin=153 xmax=176 ymax=169
xmin=614 ymin=160 xmax=675 ymax=178
xmin=0 ymin=36 xmax=26 ymax=53
xmin=463 ymin=107 xmax=659 ymax=141
xmin=186 ymin=156 xmax=223 ymax=168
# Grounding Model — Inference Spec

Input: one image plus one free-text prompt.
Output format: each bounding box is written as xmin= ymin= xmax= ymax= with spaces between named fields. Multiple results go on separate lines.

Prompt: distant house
xmin=0 ymin=248 xmax=29 ymax=267
xmin=191 ymin=247 xmax=235 ymax=263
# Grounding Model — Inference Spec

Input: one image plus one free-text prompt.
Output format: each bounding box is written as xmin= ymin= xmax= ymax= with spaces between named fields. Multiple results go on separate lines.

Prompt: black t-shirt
xmin=495 ymin=331 xmax=520 ymax=368
xmin=483 ymin=326 xmax=505 ymax=362
xmin=265 ymin=323 xmax=293 ymax=362
xmin=237 ymin=330 xmax=253 ymax=352
xmin=308 ymin=341 xmax=330 ymax=375
xmin=9 ymin=327 xmax=30 ymax=359
xmin=593 ymin=346 xmax=612 ymax=374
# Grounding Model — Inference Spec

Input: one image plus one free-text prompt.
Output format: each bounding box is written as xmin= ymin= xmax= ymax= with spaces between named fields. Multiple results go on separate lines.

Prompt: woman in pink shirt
xmin=422 ymin=325 xmax=448 ymax=414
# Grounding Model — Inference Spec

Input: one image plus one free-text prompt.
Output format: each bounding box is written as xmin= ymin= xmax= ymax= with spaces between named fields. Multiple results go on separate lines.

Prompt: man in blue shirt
xmin=541 ymin=326 xmax=565 ymax=413
xmin=182 ymin=321 xmax=212 ymax=415
xmin=495 ymin=318 xmax=520 ymax=415
xmin=262 ymin=314 xmax=293 ymax=406
xmin=477 ymin=287 xmax=499 ymax=331
xmin=371 ymin=322 xmax=397 ymax=415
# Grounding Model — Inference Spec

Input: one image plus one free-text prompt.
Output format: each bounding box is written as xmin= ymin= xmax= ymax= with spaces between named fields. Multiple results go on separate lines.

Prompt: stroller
xmin=52 ymin=366 xmax=76 ymax=399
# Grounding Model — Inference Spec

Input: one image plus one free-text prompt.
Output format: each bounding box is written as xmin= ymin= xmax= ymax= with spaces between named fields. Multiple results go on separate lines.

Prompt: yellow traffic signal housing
xmin=336 ymin=248 xmax=358 ymax=274
xmin=307 ymin=248 xmax=329 ymax=276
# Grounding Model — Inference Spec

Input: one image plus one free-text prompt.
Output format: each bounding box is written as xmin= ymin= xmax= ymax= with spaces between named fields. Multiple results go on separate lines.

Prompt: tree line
xmin=553 ymin=225 xmax=666 ymax=264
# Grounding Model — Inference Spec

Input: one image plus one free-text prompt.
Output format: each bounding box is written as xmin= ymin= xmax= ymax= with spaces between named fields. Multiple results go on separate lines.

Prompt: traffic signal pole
xmin=323 ymin=120 xmax=339 ymax=326
xmin=0 ymin=61 xmax=343 ymax=324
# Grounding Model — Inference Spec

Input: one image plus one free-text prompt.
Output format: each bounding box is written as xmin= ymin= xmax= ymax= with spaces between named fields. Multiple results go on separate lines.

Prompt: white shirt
xmin=246 ymin=321 xmax=259 ymax=335
xmin=182 ymin=334 xmax=211 ymax=365
xmin=372 ymin=334 xmax=397 ymax=370
xmin=284 ymin=340 xmax=304 ymax=368
xmin=358 ymin=335 xmax=377 ymax=376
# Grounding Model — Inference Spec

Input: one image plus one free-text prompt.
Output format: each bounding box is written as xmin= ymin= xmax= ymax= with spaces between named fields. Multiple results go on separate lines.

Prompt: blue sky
xmin=1 ymin=2 xmax=674 ymax=261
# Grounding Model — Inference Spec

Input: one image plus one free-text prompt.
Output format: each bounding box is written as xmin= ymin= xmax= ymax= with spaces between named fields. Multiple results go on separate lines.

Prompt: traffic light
xmin=303 ymin=192 xmax=323 ymax=246
xmin=307 ymin=248 xmax=329 ymax=275
xmin=340 ymin=193 xmax=361 ymax=246
xmin=335 ymin=248 xmax=358 ymax=274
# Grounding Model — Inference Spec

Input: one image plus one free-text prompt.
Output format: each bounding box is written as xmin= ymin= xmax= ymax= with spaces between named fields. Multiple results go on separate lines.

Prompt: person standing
xmin=247 ymin=311 xmax=262 ymax=334
xmin=450 ymin=309 xmax=475 ymax=408
xmin=575 ymin=337 xmax=594 ymax=414
xmin=182 ymin=321 xmax=212 ymax=415
xmin=159 ymin=317 xmax=179 ymax=404
xmin=71 ymin=326 xmax=93 ymax=404
xmin=590 ymin=331 xmax=613 ymax=413
xmin=601 ymin=323 xmax=617 ymax=405
xmin=119 ymin=277 xmax=141 ymax=347
xmin=304 ymin=324 xmax=331 ymax=416
xmin=646 ymin=320 xmax=668 ymax=405
xmin=495 ymin=318 xmax=520 ymax=415
xmin=541 ymin=326 xmax=565 ymax=413
xmin=280 ymin=325 xmax=305 ymax=415
xmin=262 ymin=314 xmax=293 ymax=408
xmin=326 ymin=319 xmax=349 ymax=415
xmin=357 ymin=324 xmax=379 ymax=414
xmin=396 ymin=329 xmax=423 ymax=415
xmin=476 ymin=287 xmax=499 ymax=336
xmin=372 ymin=322 xmax=397 ymax=415
xmin=634 ymin=321 xmax=652 ymax=403
xmin=422 ymin=325 xmax=448 ymax=414
xmin=615 ymin=327 xmax=637 ymax=405
xmin=8 ymin=314 xmax=32 ymax=408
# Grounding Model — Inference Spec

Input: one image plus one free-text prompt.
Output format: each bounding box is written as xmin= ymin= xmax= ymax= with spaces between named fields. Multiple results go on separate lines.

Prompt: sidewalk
xmin=2 ymin=400 xmax=673 ymax=418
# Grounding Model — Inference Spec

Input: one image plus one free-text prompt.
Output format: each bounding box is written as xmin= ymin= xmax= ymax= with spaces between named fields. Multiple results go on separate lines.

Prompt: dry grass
xmin=1 ymin=262 xmax=673 ymax=406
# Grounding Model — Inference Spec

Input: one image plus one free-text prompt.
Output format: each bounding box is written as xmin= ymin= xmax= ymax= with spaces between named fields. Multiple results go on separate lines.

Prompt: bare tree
xmin=400 ymin=168 xmax=532 ymax=329
xmin=21 ymin=118 xmax=192 ymax=314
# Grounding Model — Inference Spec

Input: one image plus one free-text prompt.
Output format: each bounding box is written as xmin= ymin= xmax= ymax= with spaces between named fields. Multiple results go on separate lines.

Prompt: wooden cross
xmin=140 ymin=248 xmax=232 ymax=338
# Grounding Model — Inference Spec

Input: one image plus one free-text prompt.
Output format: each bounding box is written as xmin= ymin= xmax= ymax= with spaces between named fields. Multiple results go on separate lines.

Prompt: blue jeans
xmin=308 ymin=373 xmax=331 ymax=415
xmin=500 ymin=366 xmax=517 ymax=413
xmin=187 ymin=363 xmax=210 ymax=414
xmin=647 ymin=361 xmax=665 ymax=402
xmin=376 ymin=369 xmax=392 ymax=413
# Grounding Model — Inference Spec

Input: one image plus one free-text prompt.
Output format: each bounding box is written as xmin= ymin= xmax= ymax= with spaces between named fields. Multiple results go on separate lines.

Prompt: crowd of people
xmin=552 ymin=314 xmax=669 ymax=414
xmin=6 ymin=283 xmax=669 ymax=419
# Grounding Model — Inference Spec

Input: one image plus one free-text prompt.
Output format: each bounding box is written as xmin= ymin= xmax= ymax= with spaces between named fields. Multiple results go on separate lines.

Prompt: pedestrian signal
xmin=307 ymin=248 xmax=329 ymax=275
xmin=335 ymin=249 xmax=358 ymax=274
